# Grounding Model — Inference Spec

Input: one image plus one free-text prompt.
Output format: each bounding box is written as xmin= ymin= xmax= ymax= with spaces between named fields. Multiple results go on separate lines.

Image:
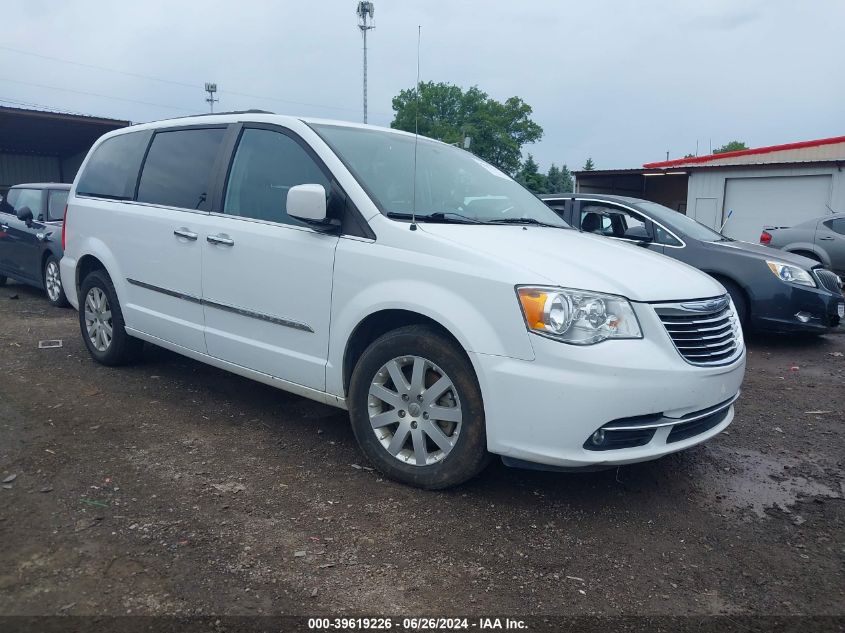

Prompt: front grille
xmin=814 ymin=268 xmax=843 ymax=295
xmin=653 ymin=295 xmax=743 ymax=366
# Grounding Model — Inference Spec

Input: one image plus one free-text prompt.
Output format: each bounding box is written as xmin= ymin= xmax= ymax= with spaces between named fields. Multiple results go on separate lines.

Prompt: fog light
xmin=794 ymin=311 xmax=811 ymax=323
xmin=590 ymin=429 xmax=606 ymax=446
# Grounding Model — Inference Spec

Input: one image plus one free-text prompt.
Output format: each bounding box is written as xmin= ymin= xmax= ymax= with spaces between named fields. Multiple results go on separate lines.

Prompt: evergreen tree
xmin=515 ymin=154 xmax=548 ymax=193
xmin=546 ymin=163 xmax=574 ymax=193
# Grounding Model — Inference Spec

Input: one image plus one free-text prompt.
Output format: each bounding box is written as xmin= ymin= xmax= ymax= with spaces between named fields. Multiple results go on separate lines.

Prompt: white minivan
xmin=61 ymin=112 xmax=746 ymax=488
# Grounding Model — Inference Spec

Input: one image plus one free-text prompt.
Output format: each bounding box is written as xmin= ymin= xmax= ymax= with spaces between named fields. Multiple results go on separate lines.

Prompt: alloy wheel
xmin=84 ymin=287 xmax=113 ymax=352
xmin=45 ymin=261 xmax=62 ymax=302
xmin=367 ymin=355 xmax=462 ymax=466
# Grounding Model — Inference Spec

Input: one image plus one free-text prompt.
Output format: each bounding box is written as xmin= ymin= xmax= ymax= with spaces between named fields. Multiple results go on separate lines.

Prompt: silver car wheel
xmin=367 ymin=355 xmax=462 ymax=467
xmin=84 ymin=287 xmax=113 ymax=352
xmin=45 ymin=261 xmax=61 ymax=302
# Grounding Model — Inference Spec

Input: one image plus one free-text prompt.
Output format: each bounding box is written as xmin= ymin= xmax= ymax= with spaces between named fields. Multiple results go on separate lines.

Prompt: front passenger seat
xmin=581 ymin=212 xmax=602 ymax=233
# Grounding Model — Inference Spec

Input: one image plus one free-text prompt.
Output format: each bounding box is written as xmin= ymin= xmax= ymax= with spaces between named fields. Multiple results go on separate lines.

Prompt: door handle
xmin=819 ymin=236 xmax=834 ymax=241
xmin=207 ymin=234 xmax=234 ymax=246
xmin=173 ymin=228 xmax=198 ymax=241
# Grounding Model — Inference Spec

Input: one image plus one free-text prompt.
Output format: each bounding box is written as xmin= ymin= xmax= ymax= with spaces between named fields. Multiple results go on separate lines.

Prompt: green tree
xmin=515 ymin=154 xmax=547 ymax=193
xmin=582 ymin=157 xmax=595 ymax=171
xmin=546 ymin=163 xmax=574 ymax=193
xmin=391 ymin=81 xmax=543 ymax=175
xmin=713 ymin=140 xmax=748 ymax=154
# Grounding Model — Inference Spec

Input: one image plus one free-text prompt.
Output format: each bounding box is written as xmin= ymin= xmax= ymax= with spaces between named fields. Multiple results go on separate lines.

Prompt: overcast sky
xmin=2 ymin=0 xmax=843 ymax=171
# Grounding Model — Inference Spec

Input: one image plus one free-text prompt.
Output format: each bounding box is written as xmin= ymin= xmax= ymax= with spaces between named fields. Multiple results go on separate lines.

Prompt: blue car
xmin=0 ymin=183 xmax=71 ymax=307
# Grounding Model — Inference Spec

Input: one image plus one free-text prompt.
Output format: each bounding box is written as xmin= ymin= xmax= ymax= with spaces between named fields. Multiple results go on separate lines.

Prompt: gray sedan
xmin=760 ymin=213 xmax=845 ymax=276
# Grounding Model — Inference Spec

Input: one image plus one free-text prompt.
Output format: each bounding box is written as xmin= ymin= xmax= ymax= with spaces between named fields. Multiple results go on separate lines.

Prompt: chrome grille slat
xmin=659 ymin=312 xmax=730 ymax=326
xmin=653 ymin=295 xmax=744 ymax=367
xmin=673 ymin=330 xmax=734 ymax=342
xmin=677 ymin=342 xmax=735 ymax=352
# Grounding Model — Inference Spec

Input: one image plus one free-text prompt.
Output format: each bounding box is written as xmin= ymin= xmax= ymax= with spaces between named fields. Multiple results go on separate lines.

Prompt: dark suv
xmin=0 ymin=183 xmax=70 ymax=307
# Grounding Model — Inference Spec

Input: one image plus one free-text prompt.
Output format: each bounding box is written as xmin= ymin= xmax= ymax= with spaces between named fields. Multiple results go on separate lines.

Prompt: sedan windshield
xmin=310 ymin=124 xmax=569 ymax=227
xmin=637 ymin=201 xmax=728 ymax=242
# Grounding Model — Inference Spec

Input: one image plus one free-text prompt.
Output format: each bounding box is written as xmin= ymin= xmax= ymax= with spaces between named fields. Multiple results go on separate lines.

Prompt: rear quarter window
xmin=48 ymin=190 xmax=69 ymax=221
xmin=76 ymin=130 xmax=152 ymax=200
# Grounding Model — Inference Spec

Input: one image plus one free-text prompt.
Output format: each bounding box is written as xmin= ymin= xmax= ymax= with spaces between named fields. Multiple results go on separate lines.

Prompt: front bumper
xmin=472 ymin=301 xmax=746 ymax=469
xmin=750 ymin=273 xmax=843 ymax=333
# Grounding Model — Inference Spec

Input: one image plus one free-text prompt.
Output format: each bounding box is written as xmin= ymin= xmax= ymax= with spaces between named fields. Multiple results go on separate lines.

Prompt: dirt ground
xmin=0 ymin=280 xmax=843 ymax=618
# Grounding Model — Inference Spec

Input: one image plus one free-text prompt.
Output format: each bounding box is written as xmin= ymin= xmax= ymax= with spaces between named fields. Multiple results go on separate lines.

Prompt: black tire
xmin=793 ymin=251 xmax=821 ymax=264
xmin=720 ymin=278 xmax=749 ymax=328
xmin=78 ymin=269 xmax=143 ymax=366
xmin=43 ymin=255 xmax=69 ymax=308
xmin=348 ymin=325 xmax=490 ymax=489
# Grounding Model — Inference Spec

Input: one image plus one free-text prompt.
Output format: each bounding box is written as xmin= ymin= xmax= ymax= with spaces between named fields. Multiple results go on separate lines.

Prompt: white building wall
xmin=686 ymin=164 xmax=845 ymax=240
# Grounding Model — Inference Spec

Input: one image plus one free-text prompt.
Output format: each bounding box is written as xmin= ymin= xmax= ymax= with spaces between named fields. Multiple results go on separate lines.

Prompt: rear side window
xmin=77 ymin=131 xmax=151 ymax=200
xmin=48 ymin=190 xmax=68 ymax=221
xmin=223 ymin=128 xmax=329 ymax=226
xmin=824 ymin=218 xmax=845 ymax=235
xmin=137 ymin=128 xmax=226 ymax=211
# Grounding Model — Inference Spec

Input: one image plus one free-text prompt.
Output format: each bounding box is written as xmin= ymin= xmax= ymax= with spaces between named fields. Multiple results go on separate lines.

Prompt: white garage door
xmin=721 ymin=175 xmax=832 ymax=242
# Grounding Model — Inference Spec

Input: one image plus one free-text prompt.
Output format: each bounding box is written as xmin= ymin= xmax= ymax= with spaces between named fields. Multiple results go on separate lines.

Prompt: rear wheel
xmin=79 ymin=270 xmax=143 ymax=366
xmin=348 ymin=325 xmax=490 ymax=489
xmin=43 ymin=255 xmax=69 ymax=308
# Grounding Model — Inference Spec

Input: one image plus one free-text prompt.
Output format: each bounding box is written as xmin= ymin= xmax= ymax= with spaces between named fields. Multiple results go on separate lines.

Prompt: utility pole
xmin=357 ymin=2 xmax=375 ymax=123
xmin=205 ymin=83 xmax=218 ymax=113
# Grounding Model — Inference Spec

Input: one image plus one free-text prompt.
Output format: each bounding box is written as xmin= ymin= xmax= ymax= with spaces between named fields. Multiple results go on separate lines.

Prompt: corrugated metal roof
xmin=643 ymin=135 xmax=845 ymax=169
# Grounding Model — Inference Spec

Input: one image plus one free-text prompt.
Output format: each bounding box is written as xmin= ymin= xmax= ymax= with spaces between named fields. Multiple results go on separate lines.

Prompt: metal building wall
xmin=686 ymin=164 xmax=845 ymax=236
xmin=0 ymin=152 xmax=61 ymax=187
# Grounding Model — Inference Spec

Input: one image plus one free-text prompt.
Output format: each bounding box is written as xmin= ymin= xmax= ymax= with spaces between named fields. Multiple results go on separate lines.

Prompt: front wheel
xmin=348 ymin=325 xmax=490 ymax=489
xmin=79 ymin=270 xmax=143 ymax=366
xmin=43 ymin=255 xmax=69 ymax=308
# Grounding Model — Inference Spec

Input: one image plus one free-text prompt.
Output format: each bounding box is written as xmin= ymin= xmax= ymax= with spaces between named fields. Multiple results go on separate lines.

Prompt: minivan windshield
xmin=311 ymin=124 xmax=569 ymax=227
xmin=636 ymin=201 xmax=729 ymax=242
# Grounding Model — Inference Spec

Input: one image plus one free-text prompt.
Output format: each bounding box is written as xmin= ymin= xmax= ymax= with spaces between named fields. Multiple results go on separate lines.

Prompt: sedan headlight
xmin=765 ymin=260 xmax=817 ymax=287
xmin=516 ymin=286 xmax=642 ymax=345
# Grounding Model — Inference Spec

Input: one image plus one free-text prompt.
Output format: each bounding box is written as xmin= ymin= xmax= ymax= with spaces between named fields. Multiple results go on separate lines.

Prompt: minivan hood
xmin=704 ymin=239 xmax=821 ymax=270
xmin=419 ymin=224 xmax=724 ymax=302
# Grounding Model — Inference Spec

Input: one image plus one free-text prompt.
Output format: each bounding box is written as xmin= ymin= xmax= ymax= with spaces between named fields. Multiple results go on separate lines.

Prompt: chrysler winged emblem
xmin=680 ymin=297 xmax=729 ymax=313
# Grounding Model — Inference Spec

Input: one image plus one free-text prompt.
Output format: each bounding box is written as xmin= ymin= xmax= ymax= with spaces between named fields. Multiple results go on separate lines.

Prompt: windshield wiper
xmin=386 ymin=211 xmax=484 ymax=224
xmin=486 ymin=217 xmax=566 ymax=229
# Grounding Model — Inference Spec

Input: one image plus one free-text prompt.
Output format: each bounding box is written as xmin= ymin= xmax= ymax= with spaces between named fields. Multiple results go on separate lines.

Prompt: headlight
xmin=516 ymin=286 xmax=642 ymax=345
xmin=765 ymin=260 xmax=817 ymax=287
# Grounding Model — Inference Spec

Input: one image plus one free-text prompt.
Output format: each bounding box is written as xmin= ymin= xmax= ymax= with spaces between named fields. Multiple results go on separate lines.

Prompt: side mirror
xmin=287 ymin=184 xmax=327 ymax=223
xmin=16 ymin=206 xmax=33 ymax=225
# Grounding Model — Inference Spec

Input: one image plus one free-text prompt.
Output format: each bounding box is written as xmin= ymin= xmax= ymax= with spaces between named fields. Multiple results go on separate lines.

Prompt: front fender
xmin=326 ymin=244 xmax=536 ymax=397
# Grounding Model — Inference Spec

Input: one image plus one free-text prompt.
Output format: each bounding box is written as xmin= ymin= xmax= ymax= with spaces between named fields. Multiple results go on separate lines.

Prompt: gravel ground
xmin=0 ymin=281 xmax=843 ymax=618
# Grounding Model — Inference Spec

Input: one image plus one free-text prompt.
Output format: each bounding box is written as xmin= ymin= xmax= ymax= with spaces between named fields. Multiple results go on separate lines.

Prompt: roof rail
xmin=181 ymin=109 xmax=275 ymax=118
